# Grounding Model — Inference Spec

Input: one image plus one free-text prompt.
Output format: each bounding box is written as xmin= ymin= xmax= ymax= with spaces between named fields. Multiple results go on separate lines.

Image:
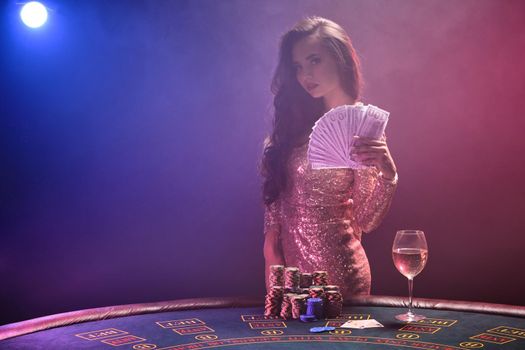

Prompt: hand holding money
xmin=351 ymin=135 xmax=397 ymax=180
xmin=307 ymin=104 xmax=392 ymax=170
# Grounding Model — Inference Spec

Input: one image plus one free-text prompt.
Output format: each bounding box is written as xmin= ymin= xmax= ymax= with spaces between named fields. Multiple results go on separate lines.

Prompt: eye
xmin=293 ymin=64 xmax=302 ymax=73
xmin=311 ymin=57 xmax=321 ymax=65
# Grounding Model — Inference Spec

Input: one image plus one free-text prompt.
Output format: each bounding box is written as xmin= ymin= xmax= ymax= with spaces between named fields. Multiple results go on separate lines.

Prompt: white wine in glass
xmin=392 ymin=230 xmax=428 ymax=322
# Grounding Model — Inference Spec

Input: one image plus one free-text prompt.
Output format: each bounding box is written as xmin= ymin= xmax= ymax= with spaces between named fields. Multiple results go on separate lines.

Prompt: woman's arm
xmin=263 ymin=200 xmax=285 ymax=292
xmin=352 ymin=168 xmax=397 ymax=233
xmin=351 ymin=136 xmax=398 ymax=233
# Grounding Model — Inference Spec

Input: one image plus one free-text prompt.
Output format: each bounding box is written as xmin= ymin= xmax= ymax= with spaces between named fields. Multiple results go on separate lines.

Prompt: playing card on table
xmin=341 ymin=319 xmax=384 ymax=329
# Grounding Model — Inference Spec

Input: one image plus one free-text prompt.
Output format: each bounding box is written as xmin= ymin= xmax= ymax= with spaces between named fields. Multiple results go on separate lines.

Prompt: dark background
xmin=1 ymin=0 xmax=524 ymax=325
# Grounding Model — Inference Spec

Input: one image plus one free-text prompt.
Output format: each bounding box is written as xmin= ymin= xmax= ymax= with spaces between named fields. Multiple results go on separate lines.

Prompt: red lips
xmin=306 ymin=82 xmax=318 ymax=91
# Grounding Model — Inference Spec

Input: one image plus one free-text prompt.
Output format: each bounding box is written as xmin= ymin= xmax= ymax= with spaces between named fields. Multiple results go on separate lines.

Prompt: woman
xmin=262 ymin=17 xmax=397 ymax=298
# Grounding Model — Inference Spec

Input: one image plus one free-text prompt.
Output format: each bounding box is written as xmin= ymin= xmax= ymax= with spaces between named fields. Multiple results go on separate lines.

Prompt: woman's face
xmin=292 ymin=35 xmax=342 ymax=100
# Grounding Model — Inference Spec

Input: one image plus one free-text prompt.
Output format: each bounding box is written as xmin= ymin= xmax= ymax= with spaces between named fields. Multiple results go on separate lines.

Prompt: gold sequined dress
xmin=264 ymin=142 xmax=397 ymax=298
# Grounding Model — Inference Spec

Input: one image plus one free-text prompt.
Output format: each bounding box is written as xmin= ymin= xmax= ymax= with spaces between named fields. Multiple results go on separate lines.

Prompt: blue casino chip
xmin=309 ymin=326 xmax=335 ymax=333
xmin=300 ymin=314 xmax=316 ymax=322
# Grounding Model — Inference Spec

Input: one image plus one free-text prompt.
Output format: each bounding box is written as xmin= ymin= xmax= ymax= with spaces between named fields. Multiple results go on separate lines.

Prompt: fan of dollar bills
xmin=307 ymin=103 xmax=390 ymax=169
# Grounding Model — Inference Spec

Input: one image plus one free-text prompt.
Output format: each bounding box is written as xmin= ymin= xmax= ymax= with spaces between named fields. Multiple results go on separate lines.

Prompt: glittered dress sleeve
xmin=352 ymin=167 xmax=397 ymax=234
xmin=264 ymin=199 xmax=281 ymax=235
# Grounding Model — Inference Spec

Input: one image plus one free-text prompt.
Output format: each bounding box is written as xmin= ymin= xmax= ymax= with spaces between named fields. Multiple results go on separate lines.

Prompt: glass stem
xmin=407 ymin=277 xmax=414 ymax=315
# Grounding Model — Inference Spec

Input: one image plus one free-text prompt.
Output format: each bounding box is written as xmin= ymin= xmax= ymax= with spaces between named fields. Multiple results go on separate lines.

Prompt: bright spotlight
xmin=20 ymin=1 xmax=48 ymax=29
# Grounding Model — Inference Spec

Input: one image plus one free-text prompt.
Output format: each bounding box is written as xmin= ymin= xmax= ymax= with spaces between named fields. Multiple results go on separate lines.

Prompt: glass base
xmin=395 ymin=311 xmax=426 ymax=322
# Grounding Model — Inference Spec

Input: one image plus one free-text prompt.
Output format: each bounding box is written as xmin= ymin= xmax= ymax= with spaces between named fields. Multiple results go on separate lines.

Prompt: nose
xmin=302 ymin=66 xmax=313 ymax=79
xmin=297 ymin=66 xmax=312 ymax=81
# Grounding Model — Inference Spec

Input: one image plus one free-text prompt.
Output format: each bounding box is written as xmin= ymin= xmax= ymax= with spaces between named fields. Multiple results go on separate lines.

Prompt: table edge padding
xmin=0 ymin=295 xmax=523 ymax=341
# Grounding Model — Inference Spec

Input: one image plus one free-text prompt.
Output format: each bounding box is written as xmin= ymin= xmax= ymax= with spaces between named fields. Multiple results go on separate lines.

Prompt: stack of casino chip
xmin=299 ymin=272 xmax=313 ymax=288
xmin=269 ymin=265 xmax=284 ymax=287
xmin=325 ymin=291 xmax=343 ymax=318
xmin=290 ymin=294 xmax=308 ymax=319
xmin=323 ymin=285 xmax=340 ymax=292
xmin=309 ymin=286 xmax=326 ymax=316
xmin=312 ymin=271 xmax=328 ymax=286
xmin=264 ymin=286 xmax=284 ymax=317
xmin=284 ymin=267 xmax=300 ymax=290
xmin=280 ymin=293 xmax=295 ymax=319
xmin=264 ymin=266 xmax=340 ymax=319
xmin=308 ymin=286 xmax=325 ymax=299
xmin=284 ymin=287 xmax=296 ymax=294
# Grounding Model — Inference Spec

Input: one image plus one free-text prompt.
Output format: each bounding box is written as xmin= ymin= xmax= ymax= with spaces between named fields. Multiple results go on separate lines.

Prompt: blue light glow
xmin=20 ymin=1 xmax=48 ymax=29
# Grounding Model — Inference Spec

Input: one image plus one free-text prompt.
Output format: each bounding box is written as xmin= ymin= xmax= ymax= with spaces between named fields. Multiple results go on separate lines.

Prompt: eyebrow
xmin=292 ymin=53 xmax=319 ymax=65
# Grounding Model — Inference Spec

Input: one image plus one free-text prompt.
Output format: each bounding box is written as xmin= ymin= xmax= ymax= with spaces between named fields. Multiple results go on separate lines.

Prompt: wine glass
xmin=392 ymin=230 xmax=428 ymax=322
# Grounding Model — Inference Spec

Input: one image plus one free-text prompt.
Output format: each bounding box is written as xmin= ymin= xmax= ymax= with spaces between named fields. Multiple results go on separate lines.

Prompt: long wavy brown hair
xmin=261 ymin=17 xmax=363 ymax=206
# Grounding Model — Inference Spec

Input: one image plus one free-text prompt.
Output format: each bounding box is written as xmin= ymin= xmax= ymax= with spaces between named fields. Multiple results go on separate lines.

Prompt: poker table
xmin=1 ymin=296 xmax=525 ymax=349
